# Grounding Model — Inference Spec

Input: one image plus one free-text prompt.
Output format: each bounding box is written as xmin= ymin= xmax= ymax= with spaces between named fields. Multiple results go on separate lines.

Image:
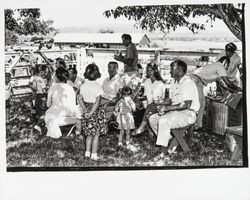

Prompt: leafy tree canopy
xmin=104 ymin=3 xmax=244 ymax=41
xmin=5 ymin=8 xmax=57 ymax=45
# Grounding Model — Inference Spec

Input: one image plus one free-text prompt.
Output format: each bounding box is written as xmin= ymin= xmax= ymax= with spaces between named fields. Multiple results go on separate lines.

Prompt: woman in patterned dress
xmin=114 ymin=86 xmax=136 ymax=147
xmin=78 ymin=63 xmax=107 ymax=160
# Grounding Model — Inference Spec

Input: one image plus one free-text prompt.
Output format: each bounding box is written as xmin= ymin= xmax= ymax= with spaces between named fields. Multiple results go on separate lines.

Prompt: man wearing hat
xmin=216 ymin=42 xmax=241 ymax=86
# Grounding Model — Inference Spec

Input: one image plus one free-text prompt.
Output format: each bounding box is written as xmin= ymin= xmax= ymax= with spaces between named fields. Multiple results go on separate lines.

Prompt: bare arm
xmin=159 ymin=100 xmax=192 ymax=113
xmin=220 ymin=76 xmax=241 ymax=92
xmin=77 ymin=94 xmax=87 ymax=112
xmin=128 ymin=99 xmax=136 ymax=112
xmin=29 ymin=80 xmax=37 ymax=92
xmin=85 ymin=96 xmax=101 ymax=117
xmin=114 ymin=55 xmax=133 ymax=65
xmin=46 ymin=89 xmax=52 ymax=108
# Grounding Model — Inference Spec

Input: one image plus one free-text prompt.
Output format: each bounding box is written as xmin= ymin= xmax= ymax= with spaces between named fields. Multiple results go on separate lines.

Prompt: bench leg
xmin=168 ymin=137 xmax=179 ymax=151
xmin=231 ymin=144 xmax=241 ymax=161
xmin=66 ymin=124 xmax=76 ymax=137
xmin=172 ymin=130 xmax=190 ymax=152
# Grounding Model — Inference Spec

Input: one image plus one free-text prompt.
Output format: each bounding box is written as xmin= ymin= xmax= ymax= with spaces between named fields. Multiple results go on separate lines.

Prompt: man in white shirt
xmin=101 ymin=61 xmax=125 ymax=104
xmin=149 ymin=60 xmax=200 ymax=160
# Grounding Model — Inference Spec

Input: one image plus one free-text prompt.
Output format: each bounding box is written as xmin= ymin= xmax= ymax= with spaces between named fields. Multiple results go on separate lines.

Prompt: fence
xmin=5 ymin=47 xmax=224 ymax=96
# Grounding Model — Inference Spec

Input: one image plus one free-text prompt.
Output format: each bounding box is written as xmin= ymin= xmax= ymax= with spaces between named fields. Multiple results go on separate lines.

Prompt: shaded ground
xmin=6 ymin=96 xmax=242 ymax=168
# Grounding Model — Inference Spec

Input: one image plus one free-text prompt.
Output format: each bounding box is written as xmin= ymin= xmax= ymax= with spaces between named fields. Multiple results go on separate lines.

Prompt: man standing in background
xmin=114 ymin=34 xmax=138 ymax=74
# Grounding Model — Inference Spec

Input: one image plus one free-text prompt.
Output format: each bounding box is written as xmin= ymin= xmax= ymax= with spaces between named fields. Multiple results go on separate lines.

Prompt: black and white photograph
xmin=1 ymin=0 xmax=249 ymax=199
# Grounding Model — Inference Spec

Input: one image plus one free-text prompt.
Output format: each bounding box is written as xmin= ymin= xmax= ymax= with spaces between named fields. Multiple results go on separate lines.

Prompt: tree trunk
xmin=217 ymin=5 xmax=242 ymax=41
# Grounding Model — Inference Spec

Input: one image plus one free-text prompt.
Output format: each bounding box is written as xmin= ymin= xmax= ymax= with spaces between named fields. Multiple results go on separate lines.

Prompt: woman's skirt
xmin=82 ymin=102 xmax=107 ymax=136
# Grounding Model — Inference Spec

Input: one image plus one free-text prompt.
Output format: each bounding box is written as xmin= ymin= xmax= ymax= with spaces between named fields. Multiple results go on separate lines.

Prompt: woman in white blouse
xmin=132 ymin=63 xmax=170 ymax=135
xmin=45 ymin=66 xmax=79 ymax=138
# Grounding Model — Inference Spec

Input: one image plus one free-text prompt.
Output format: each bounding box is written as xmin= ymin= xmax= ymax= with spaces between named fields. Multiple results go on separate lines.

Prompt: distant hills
xmin=58 ymin=23 xmax=239 ymax=41
xmin=17 ymin=23 xmax=240 ymax=45
xmin=59 ymin=23 xmax=141 ymax=34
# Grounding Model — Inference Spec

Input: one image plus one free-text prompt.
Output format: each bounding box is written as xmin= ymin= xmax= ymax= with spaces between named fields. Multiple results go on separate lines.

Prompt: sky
xmin=40 ymin=3 xmax=134 ymax=28
xmin=38 ymin=2 xmax=231 ymax=34
xmin=1 ymin=0 xmax=241 ymax=37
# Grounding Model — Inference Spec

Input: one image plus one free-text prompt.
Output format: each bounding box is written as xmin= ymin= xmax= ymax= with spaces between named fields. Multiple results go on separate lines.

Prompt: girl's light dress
xmin=115 ymin=99 xmax=135 ymax=130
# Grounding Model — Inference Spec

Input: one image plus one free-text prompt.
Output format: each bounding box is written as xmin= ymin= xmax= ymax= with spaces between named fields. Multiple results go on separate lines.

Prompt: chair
xmin=168 ymin=125 xmax=194 ymax=153
xmin=58 ymin=117 xmax=78 ymax=137
xmin=64 ymin=124 xmax=76 ymax=137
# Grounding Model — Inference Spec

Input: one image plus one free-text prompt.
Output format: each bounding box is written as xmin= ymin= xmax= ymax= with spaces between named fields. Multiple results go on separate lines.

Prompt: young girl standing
xmin=78 ymin=63 xmax=107 ymax=160
xmin=114 ymin=86 xmax=136 ymax=147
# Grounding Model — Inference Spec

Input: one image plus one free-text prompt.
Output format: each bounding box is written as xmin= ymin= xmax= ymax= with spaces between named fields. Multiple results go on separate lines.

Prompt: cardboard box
xmin=206 ymin=100 xmax=242 ymax=135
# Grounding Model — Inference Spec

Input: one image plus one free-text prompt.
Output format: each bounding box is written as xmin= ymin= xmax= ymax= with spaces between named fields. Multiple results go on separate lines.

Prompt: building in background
xmin=53 ymin=33 xmax=150 ymax=49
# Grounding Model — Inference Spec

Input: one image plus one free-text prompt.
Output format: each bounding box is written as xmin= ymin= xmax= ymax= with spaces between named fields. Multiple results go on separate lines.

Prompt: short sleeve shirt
xmin=46 ymin=83 xmax=76 ymax=117
xmin=32 ymin=76 xmax=47 ymax=94
xmin=143 ymin=78 xmax=166 ymax=104
xmin=193 ymin=62 xmax=227 ymax=84
xmin=67 ymin=76 xmax=85 ymax=90
xmin=102 ymin=74 xmax=125 ymax=100
xmin=169 ymin=76 xmax=200 ymax=112
xmin=216 ymin=51 xmax=241 ymax=82
xmin=80 ymin=80 xmax=104 ymax=103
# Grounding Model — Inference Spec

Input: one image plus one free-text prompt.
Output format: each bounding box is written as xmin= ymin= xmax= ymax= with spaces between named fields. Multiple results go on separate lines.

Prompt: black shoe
xmin=194 ymin=127 xmax=205 ymax=132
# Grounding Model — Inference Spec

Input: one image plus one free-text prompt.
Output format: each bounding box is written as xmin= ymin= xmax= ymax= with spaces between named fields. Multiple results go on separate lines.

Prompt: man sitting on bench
xmin=149 ymin=60 xmax=200 ymax=161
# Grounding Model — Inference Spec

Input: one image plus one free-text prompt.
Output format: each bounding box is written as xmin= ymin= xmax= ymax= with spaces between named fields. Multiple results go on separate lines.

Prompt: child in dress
xmin=5 ymin=72 xmax=12 ymax=122
xmin=114 ymin=86 xmax=136 ymax=147
xmin=78 ymin=63 xmax=107 ymax=160
xmin=30 ymin=64 xmax=48 ymax=133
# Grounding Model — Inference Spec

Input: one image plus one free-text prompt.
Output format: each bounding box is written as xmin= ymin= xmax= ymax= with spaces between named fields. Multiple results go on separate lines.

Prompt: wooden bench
xmin=225 ymin=126 xmax=243 ymax=161
xmin=168 ymin=125 xmax=194 ymax=153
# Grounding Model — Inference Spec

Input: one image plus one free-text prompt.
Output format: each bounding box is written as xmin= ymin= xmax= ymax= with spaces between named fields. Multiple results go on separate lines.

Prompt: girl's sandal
xmin=131 ymin=128 xmax=144 ymax=136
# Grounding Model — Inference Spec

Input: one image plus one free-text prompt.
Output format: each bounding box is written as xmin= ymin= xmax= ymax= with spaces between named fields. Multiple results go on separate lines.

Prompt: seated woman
xmin=132 ymin=62 xmax=171 ymax=136
xmin=45 ymin=66 xmax=80 ymax=138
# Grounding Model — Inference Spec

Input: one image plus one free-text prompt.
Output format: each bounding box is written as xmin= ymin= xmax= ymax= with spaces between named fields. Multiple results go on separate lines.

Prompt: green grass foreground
xmin=6 ymin=96 xmax=242 ymax=168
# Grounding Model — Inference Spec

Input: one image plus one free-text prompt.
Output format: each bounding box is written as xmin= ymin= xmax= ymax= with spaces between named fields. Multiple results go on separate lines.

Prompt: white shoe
xmin=85 ymin=151 xmax=91 ymax=158
xmin=118 ymin=143 xmax=123 ymax=147
xmin=167 ymin=146 xmax=177 ymax=154
xmin=126 ymin=144 xmax=137 ymax=152
xmin=34 ymin=125 xmax=42 ymax=133
xmin=90 ymin=154 xmax=99 ymax=161
xmin=75 ymin=131 xmax=81 ymax=135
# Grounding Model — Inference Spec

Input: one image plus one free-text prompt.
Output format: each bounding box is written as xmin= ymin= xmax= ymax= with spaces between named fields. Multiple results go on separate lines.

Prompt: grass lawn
xmin=6 ymin=96 xmax=243 ymax=169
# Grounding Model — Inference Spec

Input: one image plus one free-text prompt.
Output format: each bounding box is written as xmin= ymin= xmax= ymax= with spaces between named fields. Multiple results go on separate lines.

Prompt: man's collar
xmin=109 ymin=73 xmax=119 ymax=81
xmin=174 ymin=75 xmax=187 ymax=84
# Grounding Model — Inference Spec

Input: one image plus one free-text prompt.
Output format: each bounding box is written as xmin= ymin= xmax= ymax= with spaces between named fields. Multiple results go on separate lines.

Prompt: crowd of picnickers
xmin=5 ymin=33 xmax=242 ymax=162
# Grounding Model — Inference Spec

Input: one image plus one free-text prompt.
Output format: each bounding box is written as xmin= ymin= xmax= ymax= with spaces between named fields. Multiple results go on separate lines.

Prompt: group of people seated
xmin=5 ymin=37 xmax=242 ymax=162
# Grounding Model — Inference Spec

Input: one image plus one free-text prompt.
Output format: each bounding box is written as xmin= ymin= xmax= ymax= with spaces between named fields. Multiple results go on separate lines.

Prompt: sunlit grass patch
xmin=6 ymin=96 xmax=243 ymax=169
